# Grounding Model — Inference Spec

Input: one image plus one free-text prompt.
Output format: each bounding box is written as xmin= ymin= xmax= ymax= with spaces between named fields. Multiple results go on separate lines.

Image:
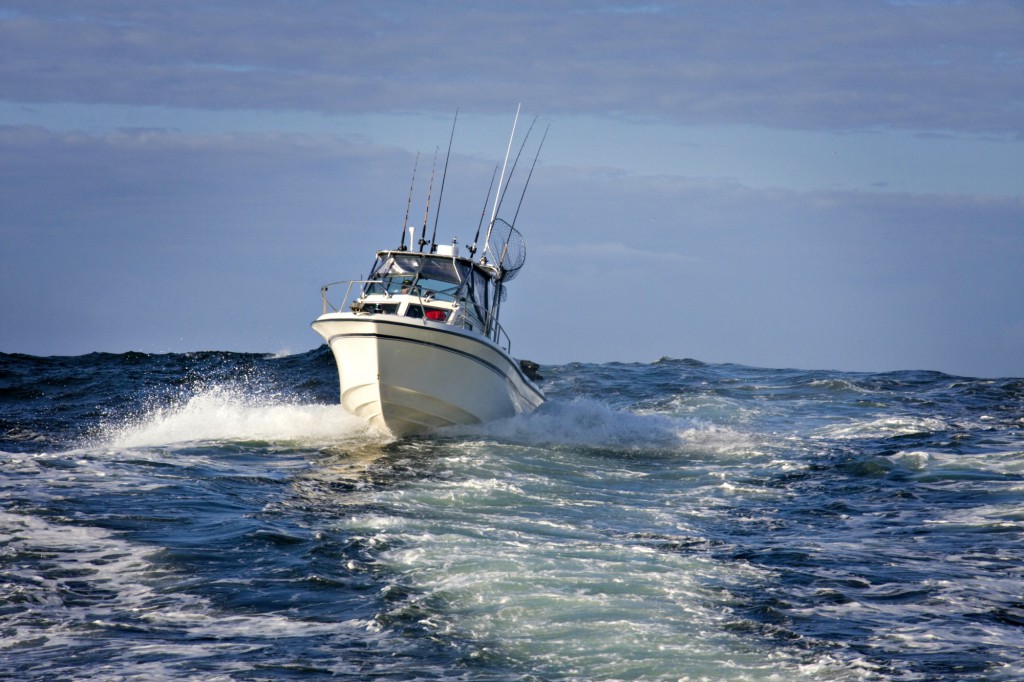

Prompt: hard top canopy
xmin=373 ymin=251 xmax=495 ymax=284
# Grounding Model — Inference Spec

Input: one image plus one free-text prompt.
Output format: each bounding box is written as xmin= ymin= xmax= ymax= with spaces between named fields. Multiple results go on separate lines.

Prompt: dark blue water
xmin=2 ymin=349 xmax=1022 ymax=680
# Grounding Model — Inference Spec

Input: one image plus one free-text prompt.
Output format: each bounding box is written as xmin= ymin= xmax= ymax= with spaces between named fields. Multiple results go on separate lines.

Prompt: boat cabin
xmin=350 ymin=249 xmax=498 ymax=336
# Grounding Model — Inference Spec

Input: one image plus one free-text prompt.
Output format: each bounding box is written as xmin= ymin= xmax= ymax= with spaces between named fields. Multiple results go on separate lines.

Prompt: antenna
xmin=419 ymin=147 xmax=438 ymax=252
xmin=430 ymin=109 xmax=458 ymax=252
xmin=400 ymin=152 xmax=420 ymax=250
xmin=484 ymin=103 xmax=521 ymax=260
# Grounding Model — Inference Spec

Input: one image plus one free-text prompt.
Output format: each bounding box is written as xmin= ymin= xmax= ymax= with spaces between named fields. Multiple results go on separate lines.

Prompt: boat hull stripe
xmin=316 ymin=316 xmax=544 ymax=397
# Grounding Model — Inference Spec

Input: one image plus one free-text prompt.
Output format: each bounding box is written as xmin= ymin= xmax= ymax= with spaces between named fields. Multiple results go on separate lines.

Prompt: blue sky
xmin=1 ymin=1 xmax=1022 ymax=377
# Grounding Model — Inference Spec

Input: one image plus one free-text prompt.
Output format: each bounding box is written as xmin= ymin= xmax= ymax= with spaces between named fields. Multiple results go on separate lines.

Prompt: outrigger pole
xmin=430 ymin=109 xmax=458 ymax=252
xmin=399 ymin=152 xmax=420 ymax=250
xmin=484 ymin=103 xmax=521 ymax=260
xmin=495 ymin=115 xmax=538 ymax=220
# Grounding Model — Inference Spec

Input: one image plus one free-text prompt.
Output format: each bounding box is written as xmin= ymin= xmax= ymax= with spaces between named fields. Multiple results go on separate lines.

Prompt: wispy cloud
xmin=1 ymin=1 xmax=1020 ymax=133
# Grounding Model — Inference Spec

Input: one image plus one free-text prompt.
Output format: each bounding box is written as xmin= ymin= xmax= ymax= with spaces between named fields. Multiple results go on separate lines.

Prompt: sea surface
xmin=1 ymin=349 xmax=1022 ymax=681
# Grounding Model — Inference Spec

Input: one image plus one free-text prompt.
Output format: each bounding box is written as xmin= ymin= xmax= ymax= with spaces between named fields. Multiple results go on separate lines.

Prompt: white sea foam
xmin=805 ymin=378 xmax=875 ymax=394
xmin=814 ymin=415 xmax=951 ymax=440
xmin=103 ymin=384 xmax=384 ymax=449
xmin=350 ymin=512 xmax=852 ymax=680
xmin=439 ymin=398 xmax=760 ymax=458
xmin=339 ymin=442 xmax=865 ymax=681
xmin=884 ymin=449 xmax=1024 ymax=482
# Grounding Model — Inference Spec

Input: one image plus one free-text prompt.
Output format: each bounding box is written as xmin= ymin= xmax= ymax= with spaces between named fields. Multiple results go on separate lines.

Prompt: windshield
xmin=370 ymin=254 xmax=473 ymax=303
xmin=374 ymin=254 xmax=465 ymax=283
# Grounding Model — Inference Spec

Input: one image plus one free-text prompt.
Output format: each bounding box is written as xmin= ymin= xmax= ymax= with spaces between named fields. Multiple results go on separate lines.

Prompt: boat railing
xmin=492 ymin=322 xmax=512 ymax=354
xmin=319 ymin=279 xmax=513 ymax=353
xmin=475 ymin=305 xmax=512 ymax=353
xmin=320 ymin=280 xmax=382 ymax=314
xmin=445 ymin=306 xmax=511 ymax=353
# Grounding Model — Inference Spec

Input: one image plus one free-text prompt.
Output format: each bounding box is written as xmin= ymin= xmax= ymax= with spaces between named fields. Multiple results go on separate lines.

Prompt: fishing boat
xmin=311 ymin=110 xmax=547 ymax=436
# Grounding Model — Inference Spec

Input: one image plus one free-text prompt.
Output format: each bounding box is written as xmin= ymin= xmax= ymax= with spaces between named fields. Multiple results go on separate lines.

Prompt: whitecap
xmin=815 ymin=416 xmax=951 ymax=440
xmin=888 ymin=449 xmax=1024 ymax=478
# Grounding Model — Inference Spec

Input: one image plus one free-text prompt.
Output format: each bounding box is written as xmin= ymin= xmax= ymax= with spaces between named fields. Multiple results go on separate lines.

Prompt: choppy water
xmin=1 ymin=349 xmax=1022 ymax=681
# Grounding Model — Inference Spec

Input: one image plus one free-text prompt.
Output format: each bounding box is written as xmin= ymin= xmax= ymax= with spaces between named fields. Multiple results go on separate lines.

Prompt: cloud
xmin=0 ymin=1 xmax=1020 ymax=133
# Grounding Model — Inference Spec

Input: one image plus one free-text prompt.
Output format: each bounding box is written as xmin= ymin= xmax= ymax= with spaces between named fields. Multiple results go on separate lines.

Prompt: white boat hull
xmin=312 ymin=313 xmax=545 ymax=436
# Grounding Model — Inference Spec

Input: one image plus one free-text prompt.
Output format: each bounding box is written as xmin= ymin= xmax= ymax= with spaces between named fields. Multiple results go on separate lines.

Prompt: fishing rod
xmin=419 ymin=147 xmax=438 ymax=252
xmin=510 ymin=123 xmax=549 ymax=228
xmin=400 ymin=152 xmax=420 ymax=250
xmin=484 ymin=104 xmax=521 ymax=259
xmin=430 ymin=109 xmax=458 ymax=253
xmin=470 ymin=164 xmax=498 ymax=257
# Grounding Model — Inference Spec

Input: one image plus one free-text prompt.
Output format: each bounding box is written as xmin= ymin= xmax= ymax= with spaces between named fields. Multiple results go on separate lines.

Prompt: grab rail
xmin=320 ymin=280 xmax=381 ymax=314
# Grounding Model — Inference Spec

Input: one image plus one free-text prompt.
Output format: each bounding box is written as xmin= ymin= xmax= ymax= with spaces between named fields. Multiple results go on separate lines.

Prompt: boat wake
xmin=438 ymin=397 xmax=756 ymax=456
xmin=93 ymin=381 xmax=752 ymax=464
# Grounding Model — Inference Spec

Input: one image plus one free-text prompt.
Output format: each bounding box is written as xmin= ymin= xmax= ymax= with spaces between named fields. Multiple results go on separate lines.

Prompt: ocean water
xmin=1 ymin=349 xmax=1022 ymax=681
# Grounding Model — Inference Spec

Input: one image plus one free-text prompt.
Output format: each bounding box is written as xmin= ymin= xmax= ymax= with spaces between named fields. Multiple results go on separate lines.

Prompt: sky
xmin=1 ymin=1 xmax=1022 ymax=378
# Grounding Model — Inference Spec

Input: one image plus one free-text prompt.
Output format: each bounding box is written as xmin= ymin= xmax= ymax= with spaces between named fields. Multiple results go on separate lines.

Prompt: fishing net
xmin=486 ymin=219 xmax=526 ymax=282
